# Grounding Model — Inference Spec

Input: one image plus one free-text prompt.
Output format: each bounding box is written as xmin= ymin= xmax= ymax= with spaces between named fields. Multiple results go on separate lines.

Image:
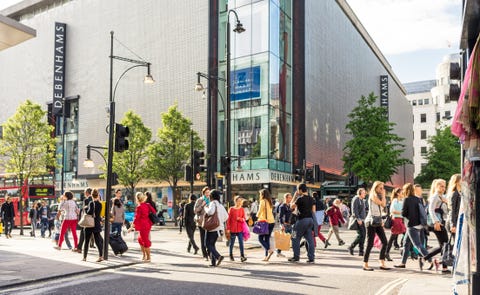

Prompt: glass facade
xmin=218 ymin=0 xmax=293 ymax=173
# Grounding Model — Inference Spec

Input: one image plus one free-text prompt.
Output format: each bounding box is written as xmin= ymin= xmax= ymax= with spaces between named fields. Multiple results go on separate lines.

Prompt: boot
xmin=230 ymin=254 xmax=235 ymax=261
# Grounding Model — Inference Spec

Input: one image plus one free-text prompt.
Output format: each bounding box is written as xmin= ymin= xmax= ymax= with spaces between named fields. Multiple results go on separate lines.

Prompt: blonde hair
xmin=369 ymin=181 xmax=384 ymax=202
xmin=333 ymin=199 xmax=342 ymax=206
xmin=135 ymin=192 xmax=146 ymax=203
xmin=429 ymin=178 xmax=446 ymax=200
xmin=390 ymin=187 xmax=402 ymax=202
xmin=403 ymin=183 xmax=415 ymax=197
xmin=447 ymin=174 xmax=461 ymax=196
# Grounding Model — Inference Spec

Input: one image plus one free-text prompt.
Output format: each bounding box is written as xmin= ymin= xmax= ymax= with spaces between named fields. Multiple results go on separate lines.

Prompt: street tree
xmin=414 ymin=126 xmax=461 ymax=187
xmin=342 ymin=92 xmax=410 ymax=185
xmin=0 ymin=100 xmax=57 ymax=235
xmin=105 ymin=110 xmax=152 ymax=200
xmin=146 ymin=105 xmax=203 ymax=223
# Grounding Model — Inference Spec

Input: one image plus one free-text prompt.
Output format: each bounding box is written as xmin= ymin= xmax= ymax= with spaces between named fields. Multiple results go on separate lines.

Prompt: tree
xmin=106 ymin=110 xmax=152 ymax=200
xmin=0 ymin=100 xmax=57 ymax=235
xmin=146 ymin=105 xmax=203 ymax=224
xmin=342 ymin=92 xmax=410 ymax=185
xmin=414 ymin=126 xmax=461 ymax=187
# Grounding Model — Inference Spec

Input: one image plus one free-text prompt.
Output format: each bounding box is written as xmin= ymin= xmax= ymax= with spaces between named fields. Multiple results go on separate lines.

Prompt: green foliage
xmin=0 ymin=100 xmax=57 ymax=180
xmin=414 ymin=126 xmax=461 ymax=187
xmin=146 ymin=105 xmax=204 ymax=187
xmin=342 ymin=92 xmax=410 ymax=185
xmin=107 ymin=110 xmax=152 ymax=199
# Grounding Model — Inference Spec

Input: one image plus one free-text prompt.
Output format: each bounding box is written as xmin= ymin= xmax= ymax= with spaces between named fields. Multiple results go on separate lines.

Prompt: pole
xmin=61 ymin=97 xmax=66 ymax=195
xmin=104 ymin=31 xmax=115 ymax=260
xmin=225 ymin=11 xmax=232 ymax=205
xmin=190 ymin=129 xmax=194 ymax=194
xmin=473 ymin=160 xmax=480 ymax=294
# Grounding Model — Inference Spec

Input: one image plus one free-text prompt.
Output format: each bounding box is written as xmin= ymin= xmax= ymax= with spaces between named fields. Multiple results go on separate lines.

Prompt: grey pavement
xmin=0 ymin=224 xmax=458 ymax=294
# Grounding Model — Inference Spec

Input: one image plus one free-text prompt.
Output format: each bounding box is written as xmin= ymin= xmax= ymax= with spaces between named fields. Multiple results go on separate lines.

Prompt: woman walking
xmin=131 ymin=192 xmax=156 ymax=262
xmin=83 ymin=189 xmax=104 ymax=262
xmin=55 ymin=191 xmax=79 ymax=250
xmin=324 ymin=198 xmax=345 ymax=247
xmin=257 ymin=188 xmax=276 ymax=261
xmin=385 ymin=188 xmax=406 ymax=261
xmin=226 ymin=195 xmax=247 ymax=262
xmin=363 ymin=181 xmax=389 ymax=271
xmin=111 ymin=198 xmax=125 ymax=235
xmin=204 ymin=189 xmax=228 ymax=267
xmin=447 ymin=174 xmax=461 ymax=236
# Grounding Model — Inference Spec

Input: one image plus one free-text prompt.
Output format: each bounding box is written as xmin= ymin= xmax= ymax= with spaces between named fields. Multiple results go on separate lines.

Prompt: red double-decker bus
xmin=0 ymin=173 xmax=56 ymax=227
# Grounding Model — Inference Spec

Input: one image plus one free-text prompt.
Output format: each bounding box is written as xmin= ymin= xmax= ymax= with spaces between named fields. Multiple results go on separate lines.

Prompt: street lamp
xmin=104 ymin=31 xmax=154 ymax=260
xmin=83 ymin=144 xmax=108 ymax=168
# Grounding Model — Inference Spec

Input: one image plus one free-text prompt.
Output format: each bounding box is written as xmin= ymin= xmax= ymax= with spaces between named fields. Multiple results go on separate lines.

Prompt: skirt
xmin=391 ymin=217 xmax=406 ymax=235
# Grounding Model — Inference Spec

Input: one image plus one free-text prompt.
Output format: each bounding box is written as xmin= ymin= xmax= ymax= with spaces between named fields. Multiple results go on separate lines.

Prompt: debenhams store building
xmin=0 ymin=0 xmax=413 ymax=204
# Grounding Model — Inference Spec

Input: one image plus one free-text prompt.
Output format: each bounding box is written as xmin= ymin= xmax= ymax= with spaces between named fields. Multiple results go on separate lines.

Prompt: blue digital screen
xmin=230 ymin=66 xmax=261 ymax=101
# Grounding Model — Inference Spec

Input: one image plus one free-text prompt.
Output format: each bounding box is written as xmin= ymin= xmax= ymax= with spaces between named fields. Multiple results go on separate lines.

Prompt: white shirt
xmin=59 ymin=200 xmax=78 ymax=220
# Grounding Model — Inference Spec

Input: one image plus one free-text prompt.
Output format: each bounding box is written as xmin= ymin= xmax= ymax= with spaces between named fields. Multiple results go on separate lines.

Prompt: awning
xmin=0 ymin=14 xmax=36 ymax=51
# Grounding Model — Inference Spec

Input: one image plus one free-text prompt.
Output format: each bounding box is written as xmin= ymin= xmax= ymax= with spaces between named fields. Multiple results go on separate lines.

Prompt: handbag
xmin=384 ymin=215 xmax=392 ymax=229
xmin=442 ymin=235 xmax=455 ymax=267
xmin=202 ymin=205 xmax=220 ymax=231
xmin=78 ymin=201 xmax=95 ymax=228
xmin=348 ymin=216 xmax=359 ymax=230
xmin=252 ymin=200 xmax=270 ymax=235
xmin=148 ymin=211 xmax=160 ymax=224
xmin=274 ymin=230 xmax=291 ymax=251
xmin=371 ymin=216 xmax=383 ymax=227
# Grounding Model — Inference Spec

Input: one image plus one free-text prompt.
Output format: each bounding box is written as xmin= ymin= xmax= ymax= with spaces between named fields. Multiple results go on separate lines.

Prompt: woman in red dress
xmin=131 ymin=192 xmax=156 ymax=262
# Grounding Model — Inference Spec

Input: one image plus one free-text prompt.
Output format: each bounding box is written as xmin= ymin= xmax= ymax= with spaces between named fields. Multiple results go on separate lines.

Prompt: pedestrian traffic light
xmin=220 ymin=155 xmax=231 ymax=175
xmin=114 ymin=123 xmax=129 ymax=152
xmin=305 ymin=168 xmax=314 ymax=183
xmin=193 ymin=150 xmax=206 ymax=174
xmin=294 ymin=168 xmax=303 ymax=182
xmin=184 ymin=165 xmax=193 ymax=182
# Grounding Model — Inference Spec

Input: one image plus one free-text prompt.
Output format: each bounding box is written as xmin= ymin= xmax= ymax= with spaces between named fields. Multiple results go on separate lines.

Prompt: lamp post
xmin=105 ymin=31 xmax=154 ymax=260
xmin=83 ymin=145 xmax=108 ymax=168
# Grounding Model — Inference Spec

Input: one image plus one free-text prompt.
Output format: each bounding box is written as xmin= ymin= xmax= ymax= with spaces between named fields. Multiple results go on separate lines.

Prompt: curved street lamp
xmin=104 ymin=31 xmax=154 ymax=260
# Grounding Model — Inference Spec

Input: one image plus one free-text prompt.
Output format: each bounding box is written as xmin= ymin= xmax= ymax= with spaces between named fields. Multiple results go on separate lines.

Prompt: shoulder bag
xmin=202 ymin=202 xmax=220 ymax=231
xmin=348 ymin=215 xmax=359 ymax=230
xmin=253 ymin=200 xmax=270 ymax=235
xmin=78 ymin=201 xmax=95 ymax=228
xmin=442 ymin=235 xmax=455 ymax=267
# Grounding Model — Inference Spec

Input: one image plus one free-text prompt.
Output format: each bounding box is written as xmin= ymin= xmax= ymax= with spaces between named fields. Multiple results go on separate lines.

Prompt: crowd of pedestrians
xmin=0 ymin=175 xmax=462 ymax=275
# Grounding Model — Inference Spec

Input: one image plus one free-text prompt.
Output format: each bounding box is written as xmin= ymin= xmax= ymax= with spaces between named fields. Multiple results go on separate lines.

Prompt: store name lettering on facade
xmin=231 ymin=170 xmax=295 ymax=184
xmin=52 ymin=22 xmax=67 ymax=116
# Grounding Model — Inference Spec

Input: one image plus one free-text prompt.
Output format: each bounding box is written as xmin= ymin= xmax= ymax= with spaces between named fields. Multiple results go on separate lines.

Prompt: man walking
xmin=1 ymin=196 xmax=15 ymax=238
xmin=348 ymin=188 xmax=367 ymax=256
xmin=288 ymin=183 xmax=316 ymax=263
xmin=184 ymin=194 xmax=199 ymax=254
xmin=38 ymin=200 xmax=50 ymax=238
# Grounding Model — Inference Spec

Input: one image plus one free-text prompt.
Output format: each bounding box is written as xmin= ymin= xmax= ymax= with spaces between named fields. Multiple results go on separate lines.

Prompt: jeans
xmin=363 ymin=225 xmax=387 ymax=263
xmin=111 ymin=222 xmax=123 ymax=234
xmin=401 ymin=227 xmax=429 ymax=264
xmin=351 ymin=223 xmax=366 ymax=252
xmin=229 ymin=232 xmax=244 ymax=257
xmin=40 ymin=217 xmax=49 ymax=237
xmin=292 ymin=218 xmax=315 ymax=261
xmin=205 ymin=230 xmax=221 ymax=266
xmin=258 ymin=223 xmax=275 ymax=256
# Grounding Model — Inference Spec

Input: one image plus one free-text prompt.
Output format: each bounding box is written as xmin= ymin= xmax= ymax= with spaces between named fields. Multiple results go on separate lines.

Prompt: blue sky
xmin=347 ymin=0 xmax=462 ymax=83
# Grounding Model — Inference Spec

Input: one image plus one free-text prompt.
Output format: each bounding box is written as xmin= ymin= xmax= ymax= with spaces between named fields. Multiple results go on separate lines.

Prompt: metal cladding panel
xmin=0 ymin=0 xmax=209 ymax=177
xmin=303 ymin=1 xmax=413 ymax=185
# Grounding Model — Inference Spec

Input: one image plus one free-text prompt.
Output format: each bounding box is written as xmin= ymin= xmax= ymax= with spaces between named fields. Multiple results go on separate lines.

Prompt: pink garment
xmin=242 ymin=221 xmax=250 ymax=241
xmin=373 ymin=234 xmax=382 ymax=250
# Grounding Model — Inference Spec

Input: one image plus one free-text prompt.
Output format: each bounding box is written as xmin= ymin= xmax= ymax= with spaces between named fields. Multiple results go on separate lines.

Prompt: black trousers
xmin=424 ymin=226 xmax=449 ymax=267
xmin=3 ymin=217 xmax=13 ymax=235
xmin=363 ymin=225 xmax=387 ymax=263
xmin=198 ymin=226 xmax=209 ymax=258
xmin=351 ymin=223 xmax=366 ymax=251
xmin=186 ymin=224 xmax=199 ymax=251
xmin=83 ymin=231 xmax=103 ymax=259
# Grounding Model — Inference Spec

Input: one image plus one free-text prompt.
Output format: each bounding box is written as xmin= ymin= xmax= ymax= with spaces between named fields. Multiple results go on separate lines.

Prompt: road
xmin=0 ymin=225 xmax=457 ymax=295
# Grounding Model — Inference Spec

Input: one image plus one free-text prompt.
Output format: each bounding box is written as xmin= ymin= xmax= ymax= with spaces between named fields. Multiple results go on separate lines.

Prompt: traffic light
xmin=184 ymin=165 xmax=193 ymax=182
xmin=114 ymin=123 xmax=129 ymax=152
xmin=313 ymin=164 xmax=325 ymax=182
xmin=220 ymin=155 xmax=231 ymax=175
xmin=294 ymin=168 xmax=303 ymax=182
xmin=305 ymin=168 xmax=314 ymax=183
xmin=193 ymin=150 xmax=206 ymax=174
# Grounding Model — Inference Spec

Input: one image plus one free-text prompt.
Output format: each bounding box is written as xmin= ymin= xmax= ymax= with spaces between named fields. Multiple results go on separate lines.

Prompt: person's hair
xmin=115 ymin=189 xmax=122 ymax=193
xmin=92 ymin=189 xmax=99 ymax=199
xmin=284 ymin=192 xmax=292 ymax=200
xmin=145 ymin=191 xmax=153 ymax=202
xmin=136 ymin=192 xmax=146 ymax=203
xmin=390 ymin=187 xmax=402 ymax=202
xmin=333 ymin=198 xmax=341 ymax=206
xmin=297 ymin=183 xmax=308 ymax=193
xmin=357 ymin=188 xmax=365 ymax=195
xmin=189 ymin=194 xmax=197 ymax=202
xmin=65 ymin=191 xmax=74 ymax=200
xmin=403 ymin=183 xmax=415 ymax=197
xmin=6 ymin=196 xmax=11 ymax=201
xmin=312 ymin=191 xmax=318 ymax=198
xmin=85 ymin=187 xmax=92 ymax=195
xmin=201 ymin=186 xmax=210 ymax=195
xmin=447 ymin=174 xmax=461 ymax=195
xmin=259 ymin=188 xmax=272 ymax=206
xmin=429 ymin=178 xmax=446 ymax=200
xmin=242 ymin=199 xmax=250 ymax=207
xmin=369 ymin=181 xmax=384 ymax=202
xmin=209 ymin=189 xmax=221 ymax=201
xmin=114 ymin=198 xmax=121 ymax=208
xmin=428 ymin=179 xmax=439 ymax=198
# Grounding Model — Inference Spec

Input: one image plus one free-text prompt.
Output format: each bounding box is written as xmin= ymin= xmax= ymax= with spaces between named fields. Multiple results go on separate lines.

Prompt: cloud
xmin=346 ymin=0 xmax=461 ymax=55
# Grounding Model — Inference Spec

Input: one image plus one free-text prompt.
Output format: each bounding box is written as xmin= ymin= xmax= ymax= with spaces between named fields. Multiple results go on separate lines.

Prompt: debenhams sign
xmin=232 ymin=170 xmax=295 ymax=185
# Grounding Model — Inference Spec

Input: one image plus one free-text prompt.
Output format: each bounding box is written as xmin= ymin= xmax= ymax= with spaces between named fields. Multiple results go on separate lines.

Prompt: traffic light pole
xmin=190 ymin=130 xmax=194 ymax=194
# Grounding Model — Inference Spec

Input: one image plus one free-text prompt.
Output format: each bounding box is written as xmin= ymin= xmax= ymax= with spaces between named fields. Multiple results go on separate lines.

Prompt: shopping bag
xmin=242 ymin=221 xmax=251 ymax=241
xmin=274 ymin=230 xmax=291 ymax=251
xmin=0 ymin=222 xmax=3 ymax=234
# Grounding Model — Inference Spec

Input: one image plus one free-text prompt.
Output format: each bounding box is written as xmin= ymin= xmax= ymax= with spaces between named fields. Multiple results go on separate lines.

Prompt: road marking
xmin=375 ymin=278 xmax=408 ymax=295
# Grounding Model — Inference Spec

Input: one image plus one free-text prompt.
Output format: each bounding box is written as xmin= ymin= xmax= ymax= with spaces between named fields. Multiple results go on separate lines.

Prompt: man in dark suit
xmin=184 ymin=194 xmax=199 ymax=254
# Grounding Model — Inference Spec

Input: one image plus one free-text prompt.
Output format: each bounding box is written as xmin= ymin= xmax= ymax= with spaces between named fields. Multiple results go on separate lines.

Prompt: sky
xmin=1 ymin=0 xmax=462 ymax=83
xmin=346 ymin=0 xmax=462 ymax=83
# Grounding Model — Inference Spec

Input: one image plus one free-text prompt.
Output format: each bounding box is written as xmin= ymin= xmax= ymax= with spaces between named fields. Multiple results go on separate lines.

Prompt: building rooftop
xmin=403 ymin=80 xmax=436 ymax=95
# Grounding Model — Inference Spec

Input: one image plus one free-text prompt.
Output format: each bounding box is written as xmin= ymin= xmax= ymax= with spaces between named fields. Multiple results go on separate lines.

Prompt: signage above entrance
xmin=231 ymin=169 xmax=296 ymax=185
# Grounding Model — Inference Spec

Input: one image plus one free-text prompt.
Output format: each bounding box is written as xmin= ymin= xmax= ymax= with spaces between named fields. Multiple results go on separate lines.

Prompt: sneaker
xmin=306 ymin=259 xmax=314 ymax=264
xmin=277 ymin=252 xmax=285 ymax=258
xmin=288 ymin=257 xmax=299 ymax=262
xmin=240 ymin=256 xmax=247 ymax=262
xmin=324 ymin=240 xmax=330 ymax=248
xmin=339 ymin=240 xmax=345 ymax=246
xmin=216 ymin=255 xmax=224 ymax=266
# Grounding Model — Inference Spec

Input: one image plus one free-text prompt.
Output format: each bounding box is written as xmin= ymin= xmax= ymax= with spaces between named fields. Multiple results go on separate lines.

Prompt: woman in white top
xmin=55 ymin=191 xmax=79 ymax=250
xmin=204 ymin=189 xmax=228 ymax=267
